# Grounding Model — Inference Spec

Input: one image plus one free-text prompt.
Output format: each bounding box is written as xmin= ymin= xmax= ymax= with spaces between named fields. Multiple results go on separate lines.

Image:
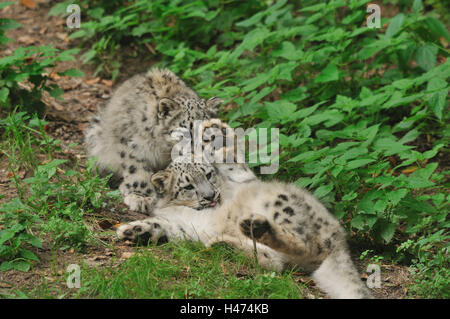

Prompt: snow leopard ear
xmin=157 ymin=98 xmax=180 ymax=119
xmin=205 ymin=97 xmax=223 ymax=117
xmin=206 ymin=97 xmax=223 ymax=109
xmin=151 ymin=169 xmax=173 ymax=194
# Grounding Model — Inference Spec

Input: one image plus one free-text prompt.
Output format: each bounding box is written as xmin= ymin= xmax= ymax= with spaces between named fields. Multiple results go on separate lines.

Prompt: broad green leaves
xmin=415 ymin=44 xmax=438 ymax=71
xmin=314 ymin=64 xmax=339 ymax=83
xmin=386 ymin=14 xmax=405 ymax=38
xmin=264 ymin=100 xmax=297 ymax=121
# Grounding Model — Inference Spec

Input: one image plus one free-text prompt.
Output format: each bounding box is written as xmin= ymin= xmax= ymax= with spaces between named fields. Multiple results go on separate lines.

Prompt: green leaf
xmin=272 ymin=41 xmax=302 ymax=61
xmin=0 ymin=230 xmax=14 ymax=245
xmin=412 ymin=0 xmax=423 ymax=12
xmin=314 ymin=64 xmax=339 ymax=83
xmin=387 ymin=189 xmax=408 ymax=206
xmin=426 ymin=80 xmax=448 ymax=120
xmin=21 ymin=250 xmax=40 ymax=262
xmin=314 ymin=184 xmax=333 ymax=199
xmin=13 ymin=261 xmax=31 ymax=272
xmin=68 ymin=30 xmax=87 ymax=39
xmin=27 ymin=236 xmax=43 ymax=249
xmin=373 ymin=138 xmax=412 ymax=156
xmin=241 ymin=73 xmax=271 ymax=92
xmin=424 ymin=17 xmax=450 ymax=41
xmin=386 ymin=14 xmax=405 ymax=38
xmin=265 ymin=100 xmax=297 ymax=120
xmin=357 ymin=38 xmax=391 ymax=60
xmin=415 ymin=44 xmax=438 ymax=71
xmin=346 ymin=159 xmax=375 ymax=170
xmin=236 ymin=11 xmax=265 ymax=28
xmin=351 ymin=215 xmax=365 ymax=230
xmin=0 ymin=87 xmax=9 ymax=103
xmin=49 ymin=86 xmax=64 ymax=99
xmin=379 ymin=222 xmax=397 ymax=243
xmin=0 ymin=261 xmax=13 ymax=271
xmin=59 ymin=68 xmax=85 ymax=78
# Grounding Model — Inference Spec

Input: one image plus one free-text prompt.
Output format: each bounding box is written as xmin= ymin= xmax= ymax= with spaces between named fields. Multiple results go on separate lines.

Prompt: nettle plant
xmin=50 ymin=0 xmax=267 ymax=79
xmin=159 ymin=0 xmax=449 ymax=247
xmin=0 ymin=113 xmax=121 ymax=271
xmin=0 ymin=2 xmax=84 ymax=115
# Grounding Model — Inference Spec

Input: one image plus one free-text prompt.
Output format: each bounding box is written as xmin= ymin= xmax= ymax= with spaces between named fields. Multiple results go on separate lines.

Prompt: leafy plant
xmin=51 ymin=0 xmax=267 ymax=79
xmin=0 ymin=112 xmax=120 ymax=270
xmin=0 ymin=198 xmax=42 ymax=272
xmin=0 ymin=2 xmax=84 ymax=115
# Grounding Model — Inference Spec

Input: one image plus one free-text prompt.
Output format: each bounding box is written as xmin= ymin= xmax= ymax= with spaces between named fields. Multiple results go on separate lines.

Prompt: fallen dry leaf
xmin=402 ymin=166 xmax=419 ymax=174
xmin=50 ymin=71 xmax=61 ymax=80
xmin=20 ymin=0 xmax=37 ymax=9
xmin=121 ymin=252 xmax=134 ymax=259
xmin=101 ymin=79 xmax=114 ymax=87
xmin=86 ymin=78 xmax=100 ymax=85
xmin=18 ymin=35 xmax=35 ymax=45
xmin=220 ymin=263 xmax=228 ymax=275
xmin=0 ymin=282 xmax=12 ymax=288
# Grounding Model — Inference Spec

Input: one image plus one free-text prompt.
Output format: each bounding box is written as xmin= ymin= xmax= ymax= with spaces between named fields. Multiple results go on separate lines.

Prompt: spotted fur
xmin=117 ymin=162 xmax=373 ymax=299
xmin=84 ymin=68 xmax=223 ymax=213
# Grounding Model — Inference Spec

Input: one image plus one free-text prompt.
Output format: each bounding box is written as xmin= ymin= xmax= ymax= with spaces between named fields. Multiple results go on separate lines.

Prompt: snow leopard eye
xmin=184 ymin=184 xmax=194 ymax=190
xmin=206 ymin=172 xmax=212 ymax=180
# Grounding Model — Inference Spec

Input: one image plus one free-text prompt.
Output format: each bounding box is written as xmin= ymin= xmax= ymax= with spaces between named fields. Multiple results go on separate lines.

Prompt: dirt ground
xmin=0 ymin=0 xmax=414 ymax=299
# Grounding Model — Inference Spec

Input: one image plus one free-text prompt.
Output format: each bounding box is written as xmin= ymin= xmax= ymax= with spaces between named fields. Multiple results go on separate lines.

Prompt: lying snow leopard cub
xmin=124 ymin=158 xmax=221 ymax=212
xmin=117 ymin=162 xmax=373 ymax=299
xmin=85 ymin=68 xmax=223 ymax=213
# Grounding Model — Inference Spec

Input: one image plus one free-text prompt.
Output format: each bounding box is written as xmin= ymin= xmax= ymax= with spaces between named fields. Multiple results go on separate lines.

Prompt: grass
xmin=77 ymin=242 xmax=310 ymax=299
xmin=5 ymin=242 xmax=312 ymax=299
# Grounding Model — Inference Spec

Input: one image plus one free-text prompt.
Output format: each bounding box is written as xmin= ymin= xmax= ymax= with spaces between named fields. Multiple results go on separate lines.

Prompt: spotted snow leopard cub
xmin=84 ymin=68 xmax=223 ymax=213
xmin=117 ymin=162 xmax=373 ymax=299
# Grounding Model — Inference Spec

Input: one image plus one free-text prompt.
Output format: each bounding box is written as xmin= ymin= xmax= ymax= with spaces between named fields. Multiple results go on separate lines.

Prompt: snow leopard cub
xmin=117 ymin=162 xmax=373 ymax=299
xmin=84 ymin=68 xmax=222 ymax=214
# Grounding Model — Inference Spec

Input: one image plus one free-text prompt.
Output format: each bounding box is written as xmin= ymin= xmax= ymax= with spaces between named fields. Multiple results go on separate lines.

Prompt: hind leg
xmin=206 ymin=235 xmax=286 ymax=272
xmin=238 ymin=214 xmax=307 ymax=257
xmin=312 ymin=246 xmax=374 ymax=299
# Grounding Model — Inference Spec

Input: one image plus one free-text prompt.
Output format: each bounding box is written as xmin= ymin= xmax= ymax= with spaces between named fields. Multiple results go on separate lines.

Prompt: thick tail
xmin=312 ymin=247 xmax=374 ymax=299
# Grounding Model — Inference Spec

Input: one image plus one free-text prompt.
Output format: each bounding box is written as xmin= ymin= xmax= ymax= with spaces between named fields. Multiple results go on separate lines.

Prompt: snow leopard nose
xmin=203 ymin=192 xmax=215 ymax=201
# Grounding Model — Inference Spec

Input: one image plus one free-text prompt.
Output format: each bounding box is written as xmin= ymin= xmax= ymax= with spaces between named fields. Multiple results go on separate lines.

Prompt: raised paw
xmin=197 ymin=119 xmax=236 ymax=163
xmin=239 ymin=215 xmax=274 ymax=240
xmin=117 ymin=220 xmax=169 ymax=245
xmin=123 ymin=193 xmax=156 ymax=215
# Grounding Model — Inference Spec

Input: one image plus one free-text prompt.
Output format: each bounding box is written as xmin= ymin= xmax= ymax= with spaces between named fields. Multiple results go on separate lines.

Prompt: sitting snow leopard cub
xmin=117 ymin=162 xmax=373 ymax=299
xmin=84 ymin=68 xmax=223 ymax=213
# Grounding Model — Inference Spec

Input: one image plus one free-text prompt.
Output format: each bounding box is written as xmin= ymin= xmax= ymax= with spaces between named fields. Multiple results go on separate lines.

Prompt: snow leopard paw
xmin=123 ymin=193 xmax=156 ymax=215
xmin=198 ymin=119 xmax=236 ymax=163
xmin=117 ymin=220 xmax=169 ymax=245
xmin=239 ymin=214 xmax=274 ymax=240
